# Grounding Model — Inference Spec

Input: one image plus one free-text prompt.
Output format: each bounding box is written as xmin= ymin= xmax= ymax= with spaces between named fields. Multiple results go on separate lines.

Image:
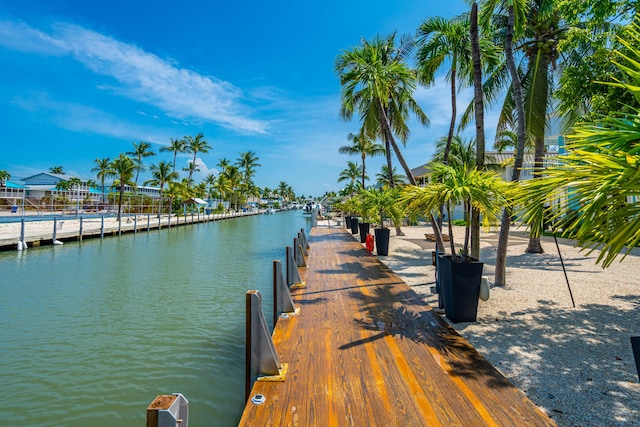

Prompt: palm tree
xmin=182 ymin=161 xmax=201 ymax=189
xmin=402 ymin=163 xmax=510 ymax=259
xmin=376 ymin=165 xmax=406 ymax=189
xmin=335 ymin=33 xmax=428 ymax=187
xmin=91 ymin=157 xmax=113 ymax=204
xmin=184 ymin=133 xmax=211 ymax=185
xmin=516 ymin=15 xmax=640 ymax=267
xmin=127 ymin=141 xmax=156 ymax=190
xmin=236 ymin=151 xmax=261 ymax=182
xmin=49 ymin=166 xmax=65 ymax=174
xmin=223 ymin=165 xmax=242 ymax=210
xmin=338 ymin=132 xmax=385 ymax=188
xmin=214 ymin=173 xmax=232 ymax=211
xmin=236 ymin=151 xmax=261 ymax=206
xmin=110 ymin=154 xmax=137 ymax=221
xmin=336 ymin=33 xmax=433 ymax=239
xmin=160 ymin=137 xmax=186 ymax=174
xmin=417 ymin=15 xmax=472 ymax=165
xmin=203 ymin=173 xmax=217 ymax=202
xmin=338 ymin=161 xmax=363 ymax=196
xmin=0 ymin=170 xmax=11 ymax=186
xmin=144 ymin=161 xmax=179 ymax=218
xmin=480 ymin=0 xmax=529 ymax=285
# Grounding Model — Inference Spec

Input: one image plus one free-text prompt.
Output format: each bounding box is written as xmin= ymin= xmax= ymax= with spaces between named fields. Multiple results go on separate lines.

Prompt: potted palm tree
xmin=361 ymin=187 xmax=403 ymax=256
xmin=401 ymin=163 xmax=509 ymax=322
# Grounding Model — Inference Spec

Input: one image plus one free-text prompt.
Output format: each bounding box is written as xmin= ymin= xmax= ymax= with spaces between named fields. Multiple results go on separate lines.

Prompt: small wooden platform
xmin=238 ymin=227 xmax=555 ymax=426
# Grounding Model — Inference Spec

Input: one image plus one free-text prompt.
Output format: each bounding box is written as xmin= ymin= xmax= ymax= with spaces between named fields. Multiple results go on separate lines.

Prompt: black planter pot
xmin=344 ymin=215 xmax=351 ymax=229
xmin=374 ymin=228 xmax=390 ymax=256
xmin=433 ymin=251 xmax=445 ymax=309
xmin=350 ymin=217 xmax=359 ymax=234
xmin=358 ymin=222 xmax=370 ymax=243
xmin=437 ymin=255 xmax=483 ymax=323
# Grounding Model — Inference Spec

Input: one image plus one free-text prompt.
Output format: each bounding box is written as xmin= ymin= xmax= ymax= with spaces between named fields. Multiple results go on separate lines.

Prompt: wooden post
xmin=299 ymin=228 xmax=310 ymax=250
xmin=134 ymin=214 xmax=138 ymax=234
xmin=53 ymin=217 xmax=57 ymax=242
xmin=146 ymin=393 xmax=189 ymax=427
xmin=286 ymin=246 xmax=304 ymax=287
xmin=245 ymin=290 xmax=287 ymax=402
xmin=100 ymin=214 xmax=104 ymax=239
xmin=147 ymin=212 xmax=151 ymax=232
xmin=298 ymin=232 xmax=308 ymax=257
xmin=273 ymin=260 xmax=297 ymax=326
xmin=79 ymin=215 xmax=83 ymax=241
xmin=294 ymin=237 xmax=306 ymax=268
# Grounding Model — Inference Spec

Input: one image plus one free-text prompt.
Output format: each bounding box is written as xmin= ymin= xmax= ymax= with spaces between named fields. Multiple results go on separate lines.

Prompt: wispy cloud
xmin=0 ymin=18 xmax=269 ymax=134
xmin=14 ymin=93 xmax=172 ymax=144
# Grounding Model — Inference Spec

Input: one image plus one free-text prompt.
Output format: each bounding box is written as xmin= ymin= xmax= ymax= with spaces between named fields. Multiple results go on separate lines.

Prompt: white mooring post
xmin=146 ymin=393 xmax=189 ymax=427
xmin=245 ymin=290 xmax=288 ymax=402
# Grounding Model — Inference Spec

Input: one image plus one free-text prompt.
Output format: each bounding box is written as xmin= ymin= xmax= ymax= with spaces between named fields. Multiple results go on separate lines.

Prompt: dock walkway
xmin=239 ymin=226 xmax=555 ymax=426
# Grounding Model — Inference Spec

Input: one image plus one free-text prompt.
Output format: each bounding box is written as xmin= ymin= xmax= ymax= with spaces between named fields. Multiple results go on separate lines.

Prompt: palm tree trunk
xmin=525 ymin=135 xmax=546 ymax=253
xmin=377 ymin=97 xmax=445 ymax=247
xmin=443 ymin=66 xmax=457 ymax=165
xmin=361 ymin=154 xmax=366 ymax=189
xmin=470 ymin=1 xmax=484 ymax=259
xmin=495 ymin=5 xmax=527 ymax=286
xmin=117 ymin=184 xmax=124 ymax=221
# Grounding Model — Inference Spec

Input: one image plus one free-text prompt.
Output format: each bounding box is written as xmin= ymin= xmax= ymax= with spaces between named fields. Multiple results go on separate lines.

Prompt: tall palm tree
xmin=516 ymin=15 xmax=640 ymax=268
xmin=160 ymin=137 xmax=186 ymax=174
xmin=236 ymin=151 xmax=261 ymax=182
xmin=203 ymin=173 xmax=217 ymax=202
xmin=182 ymin=161 xmax=201 ymax=188
xmin=336 ymin=33 xmax=432 ymax=239
xmin=376 ymin=165 xmax=406 ymax=189
xmin=110 ymin=154 xmax=137 ymax=221
xmin=223 ymin=165 xmax=242 ymax=210
xmin=480 ymin=0 xmax=529 ymax=285
xmin=335 ymin=33 xmax=428 ymax=187
xmin=127 ymin=141 xmax=156 ymax=189
xmin=91 ymin=157 xmax=113 ymax=204
xmin=144 ymin=161 xmax=179 ymax=218
xmin=215 ymin=173 xmax=232 ymax=210
xmin=338 ymin=161 xmax=363 ymax=196
xmin=184 ymin=133 xmax=211 ymax=185
xmin=338 ymin=131 xmax=385 ymax=188
xmin=417 ymin=15 xmax=473 ymax=165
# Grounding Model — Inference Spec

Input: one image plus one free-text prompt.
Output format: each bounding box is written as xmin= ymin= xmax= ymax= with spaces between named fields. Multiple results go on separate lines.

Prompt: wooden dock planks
xmin=239 ymin=227 xmax=555 ymax=426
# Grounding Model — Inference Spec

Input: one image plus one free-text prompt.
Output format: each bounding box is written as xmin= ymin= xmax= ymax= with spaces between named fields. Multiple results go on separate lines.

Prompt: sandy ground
xmin=333 ymin=221 xmax=640 ymax=427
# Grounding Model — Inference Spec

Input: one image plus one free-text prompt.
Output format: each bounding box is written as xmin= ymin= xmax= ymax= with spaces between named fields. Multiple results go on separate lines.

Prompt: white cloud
xmin=0 ymin=18 xmax=269 ymax=134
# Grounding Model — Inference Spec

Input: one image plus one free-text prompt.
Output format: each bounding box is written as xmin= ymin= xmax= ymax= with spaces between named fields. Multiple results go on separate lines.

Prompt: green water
xmin=0 ymin=210 xmax=312 ymax=426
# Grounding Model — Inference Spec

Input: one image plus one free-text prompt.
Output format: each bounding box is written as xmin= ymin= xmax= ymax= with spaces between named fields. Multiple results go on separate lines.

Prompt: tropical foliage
xmin=515 ymin=15 xmax=640 ymax=268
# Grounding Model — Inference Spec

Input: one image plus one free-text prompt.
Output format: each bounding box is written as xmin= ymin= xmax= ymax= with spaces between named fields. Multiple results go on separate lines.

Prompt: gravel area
xmin=367 ymin=223 xmax=640 ymax=427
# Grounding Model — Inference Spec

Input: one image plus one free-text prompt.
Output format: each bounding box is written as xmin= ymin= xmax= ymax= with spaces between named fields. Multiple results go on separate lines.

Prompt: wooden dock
xmin=239 ymin=227 xmax=555 ymax=426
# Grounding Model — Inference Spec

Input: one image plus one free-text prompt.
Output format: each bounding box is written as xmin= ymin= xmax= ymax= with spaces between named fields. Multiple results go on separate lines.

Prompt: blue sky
xmin=0 ymin=0 xmax=494 ymax=197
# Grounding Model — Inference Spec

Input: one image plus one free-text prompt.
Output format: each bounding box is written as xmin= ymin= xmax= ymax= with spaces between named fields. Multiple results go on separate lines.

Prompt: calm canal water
xmin=0 ymin=210 xmax=312 ymax=426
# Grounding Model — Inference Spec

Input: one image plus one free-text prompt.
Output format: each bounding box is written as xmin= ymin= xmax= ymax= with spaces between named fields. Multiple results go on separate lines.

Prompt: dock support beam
xmin=294 ymin=237 xmax=306 ymax=267
xmin=299 ymin=228 xmax=309 ymax=250
xmin=273 ymin=260 xmax=298 ymax=325
xmin=286 ymin=246 xmax=304 ymax=287
xmin=245 ymin=290 xmax=287 ymax=401
xmin=146 ymin=393 xmax=189 ymax=427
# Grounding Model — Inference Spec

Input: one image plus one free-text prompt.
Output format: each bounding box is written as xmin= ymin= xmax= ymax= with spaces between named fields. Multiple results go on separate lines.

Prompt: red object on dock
xmin=365 ymin=233 xmax=374 ymax=253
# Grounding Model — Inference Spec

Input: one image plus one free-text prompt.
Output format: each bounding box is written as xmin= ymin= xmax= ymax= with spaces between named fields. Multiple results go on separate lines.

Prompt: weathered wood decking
xmin=239 ymin=227 xmax=555 ymax=426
